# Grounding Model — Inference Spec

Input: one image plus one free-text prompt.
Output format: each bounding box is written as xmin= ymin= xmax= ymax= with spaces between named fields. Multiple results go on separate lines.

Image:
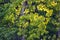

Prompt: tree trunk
xmin=18 ymin=0 xmax=28 ymax=40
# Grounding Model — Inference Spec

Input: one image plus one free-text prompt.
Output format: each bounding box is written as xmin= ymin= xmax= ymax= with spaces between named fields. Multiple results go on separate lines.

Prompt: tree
xmin=0 ymin=0 xmax=60 ymax=40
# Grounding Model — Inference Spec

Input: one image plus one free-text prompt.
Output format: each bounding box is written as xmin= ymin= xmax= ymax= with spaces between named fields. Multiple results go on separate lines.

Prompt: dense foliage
xmin=0 ymin=0 xmax=60 ymax=40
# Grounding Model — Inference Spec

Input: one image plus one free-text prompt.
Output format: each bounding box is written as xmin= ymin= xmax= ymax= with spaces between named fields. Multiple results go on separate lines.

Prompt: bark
xmin=14 ymin=0 xmax=28 ymax=40
xmin=20 ymin=0 xmax=28 ymax=40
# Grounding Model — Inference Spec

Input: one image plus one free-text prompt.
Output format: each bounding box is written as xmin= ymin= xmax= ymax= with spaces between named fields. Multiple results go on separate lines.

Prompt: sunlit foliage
xmin=0 ymin=0 xmax=60 ymax=40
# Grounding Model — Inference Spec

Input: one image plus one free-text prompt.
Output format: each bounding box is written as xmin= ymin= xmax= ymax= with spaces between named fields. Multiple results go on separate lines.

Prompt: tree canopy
xmin=0 ymin=0 xmax=60 ymax=40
